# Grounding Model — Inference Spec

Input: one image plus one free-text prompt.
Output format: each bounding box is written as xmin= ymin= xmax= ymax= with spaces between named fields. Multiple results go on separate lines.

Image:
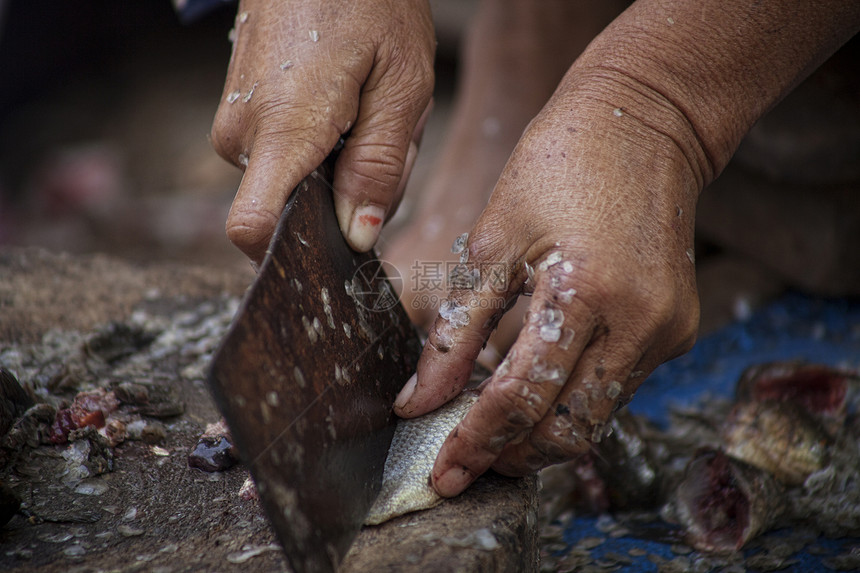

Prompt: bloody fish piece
xmin=670 ymin=449 xmax=785 ymax=553
xmin=48 ymin=409 xmax=78 ymax=444
xmin=735 ymin=361 xmax=857 ymax=429
xmin=48 ymin=388 xmax=119 ymax=444
xmin=539 ymin=410 xmax=664 ymax=518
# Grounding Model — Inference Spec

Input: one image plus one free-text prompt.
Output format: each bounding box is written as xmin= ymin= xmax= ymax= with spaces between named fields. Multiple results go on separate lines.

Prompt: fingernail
xmin=433 ymin=465 xmax=475 ymax=498
xmin=394 ymin=373 xmax=417 ymax=411
xmin=348 ymin=204 xmax=385 ymax=252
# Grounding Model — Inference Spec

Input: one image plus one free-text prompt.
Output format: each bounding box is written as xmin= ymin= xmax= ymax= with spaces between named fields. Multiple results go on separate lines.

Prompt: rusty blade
xmin=207 ymin=162 xmax=421 ymax=572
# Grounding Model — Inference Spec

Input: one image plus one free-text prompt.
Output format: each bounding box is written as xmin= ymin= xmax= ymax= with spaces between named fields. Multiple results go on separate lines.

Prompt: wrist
xmin=549 ymin=65 xmax=717 ymax=196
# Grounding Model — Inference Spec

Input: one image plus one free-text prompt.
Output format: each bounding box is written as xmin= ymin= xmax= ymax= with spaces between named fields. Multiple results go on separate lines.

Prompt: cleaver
xmin=207 ymin=157 xmax=421 ymax=572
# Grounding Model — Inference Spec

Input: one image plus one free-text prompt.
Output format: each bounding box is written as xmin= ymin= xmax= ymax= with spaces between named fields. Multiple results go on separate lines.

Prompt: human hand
xmin=393 ymin=72 xmax=703 ymax=497
xmin=210 ymin=0 xmax=434 ymax=264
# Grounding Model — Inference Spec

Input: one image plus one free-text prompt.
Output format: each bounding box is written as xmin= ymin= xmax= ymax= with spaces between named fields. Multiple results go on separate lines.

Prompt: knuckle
xmin=376 ymin=55 xmax=434 ymax=119
xmin=454 ymin=419 xmax=503 ymax=460
xmin=674 ymin=301 xmax=700 ymax=355
xmin=642 ymin=293 xmax=678 ymax=334
xmin=492 ymin=453 xmax=536 ymax=477
xmin=257 ymin=114 xmax=338 ymax=157
xmin=210 ymin=109 xmax=241 ymax=163
xmin=429 ymin=318 xmax=483 ymax=357
xmin=643 ymin=281 xmax=700 ymax=357
xmin=345 ymin=149 xmax=404 ymax=190
xmin=531 ymin=427 xmax=588 ymax=463
xmin=411 ymin=60 xmax=435 ymax=103
xmin=484 ymin=377 xmax=547 ymax=431
xmin=467 ymin=229 xmax=514 ymax=270
xmin=538 ymin=408 xmax=592 ymax=460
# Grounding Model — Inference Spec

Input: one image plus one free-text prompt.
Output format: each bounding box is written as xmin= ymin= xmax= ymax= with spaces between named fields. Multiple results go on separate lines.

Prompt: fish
xmin=734 ymin=361 xmax=857 ymax=434
xmin=668 ymin=448 xmax=786 ymax=553
xmin=592 ymin=410 xmax=664 ymax=510
xmin=538 ymin=410 xmax=665 ymax=520
xmin=721 ymin=400 xmax=830 ymax=486
xmin=364 ymin=391 xmax=479 ymax=525
xmin=540 ymin=360 xmax=860 ymax=554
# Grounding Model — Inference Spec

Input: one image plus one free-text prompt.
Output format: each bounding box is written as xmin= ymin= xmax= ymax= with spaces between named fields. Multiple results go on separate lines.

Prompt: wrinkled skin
xmin=211 ymin=0 xmax=434 ymax=262
xmin=395 ymin=73 xmax=702 ymax=492
xmin=212 ymin=0 xmax=860 ymax=498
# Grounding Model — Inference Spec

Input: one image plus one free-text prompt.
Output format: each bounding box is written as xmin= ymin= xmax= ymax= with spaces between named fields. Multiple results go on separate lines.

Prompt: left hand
xmin=393 ymin=68 xmax=702 ymax=496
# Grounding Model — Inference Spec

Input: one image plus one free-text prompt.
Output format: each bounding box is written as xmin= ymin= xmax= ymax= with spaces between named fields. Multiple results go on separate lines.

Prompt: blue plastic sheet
xmin=560 ymin=292 xmax=860 ymax=570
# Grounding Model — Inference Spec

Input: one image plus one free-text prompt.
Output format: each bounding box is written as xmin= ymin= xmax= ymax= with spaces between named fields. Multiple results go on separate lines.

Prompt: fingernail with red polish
xmin=394 ymin=373 xmax=417 ymax=412
xmin=434 ymin=465 xmax=475 ymax=498
xmin=348 ymin=204 xmax=385 ymax=252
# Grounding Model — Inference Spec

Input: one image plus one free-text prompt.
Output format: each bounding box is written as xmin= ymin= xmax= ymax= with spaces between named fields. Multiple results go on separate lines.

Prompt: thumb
xmin=225 ymin=138 xmax=332 ymax=265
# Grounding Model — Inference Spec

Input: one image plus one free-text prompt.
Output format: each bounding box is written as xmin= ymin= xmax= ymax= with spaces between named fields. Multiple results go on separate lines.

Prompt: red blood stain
xmin=358 ymin=214 xmax=382 ymax=227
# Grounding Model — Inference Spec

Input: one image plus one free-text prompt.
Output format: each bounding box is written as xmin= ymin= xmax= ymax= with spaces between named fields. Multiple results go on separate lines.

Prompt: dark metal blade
xmin=207 ymin=161 xmax=421 ymax=572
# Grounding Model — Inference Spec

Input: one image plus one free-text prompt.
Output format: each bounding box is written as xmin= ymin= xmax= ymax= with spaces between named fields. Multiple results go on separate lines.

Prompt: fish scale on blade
xmin=365 ymin=391 xmax=479 ymax=525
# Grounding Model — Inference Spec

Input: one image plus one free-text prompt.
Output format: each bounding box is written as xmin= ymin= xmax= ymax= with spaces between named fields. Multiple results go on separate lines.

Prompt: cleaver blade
xmin=207 ymin=160 xmax=421 ymax=572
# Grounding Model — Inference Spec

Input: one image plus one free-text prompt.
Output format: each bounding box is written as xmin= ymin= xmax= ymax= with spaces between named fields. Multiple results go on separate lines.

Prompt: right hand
xmin=210 ymin=0 xmax=435 ymax=264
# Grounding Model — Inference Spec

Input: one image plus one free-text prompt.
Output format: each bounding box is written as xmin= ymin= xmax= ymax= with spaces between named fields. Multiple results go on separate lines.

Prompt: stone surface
xmin=0 ymin=247 xmax=253 ymax=344
xmin=344 ymin=474 xmax=538 ymax=573
xmin=0 ymin=247 xmax=539 ymax=572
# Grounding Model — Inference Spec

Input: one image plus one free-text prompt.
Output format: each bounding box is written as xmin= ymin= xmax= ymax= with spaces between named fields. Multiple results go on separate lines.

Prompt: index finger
xmin=431 ymin=254 xmax=597 ymax=497
xmin=393 ymin=234 xmax=523 ymax=418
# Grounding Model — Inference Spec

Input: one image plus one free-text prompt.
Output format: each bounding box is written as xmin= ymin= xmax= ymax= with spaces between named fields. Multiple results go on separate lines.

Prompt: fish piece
xmin=187 ymin=418 xmax=239 ymax=472
xmin=721 ymin=401 xmax=829 ymax=485
xmin=734 ymin=361 xmax=857 ymax=433
xmin=592 ymin=410 xmax=663 ymax=510
xmin=541 ymin=410 xmax=666 ymax=517
xmin=786 ymin=425 xmax=860 ymax=537
xmin=669 ymin=449 xmax=785 ymax=553
xmin=364 ymin=391 xmax=479 ymax=525
xmin=48 ymin=388 xmax=119 ymax=444
xmin=113 ymin=382 xmax=184 ymax=418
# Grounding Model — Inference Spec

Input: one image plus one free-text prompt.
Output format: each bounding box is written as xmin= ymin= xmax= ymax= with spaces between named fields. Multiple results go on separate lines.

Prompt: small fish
xmin=669 ymin=448 xmax=785 ymax=553
xmin=364 ymin=391 xmax=479 ymax=525
xmin=539 ymin=360 xmax=860 ymax=553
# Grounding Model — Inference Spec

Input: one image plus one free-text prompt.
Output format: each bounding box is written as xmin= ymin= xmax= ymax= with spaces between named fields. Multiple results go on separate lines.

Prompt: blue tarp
xmin=561 ymin=292 xmax=860 ymax=570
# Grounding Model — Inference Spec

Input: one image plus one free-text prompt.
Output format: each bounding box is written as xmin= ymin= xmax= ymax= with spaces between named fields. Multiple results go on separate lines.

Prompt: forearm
xmin=559 ymin=0 xmax=860 ymax=189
